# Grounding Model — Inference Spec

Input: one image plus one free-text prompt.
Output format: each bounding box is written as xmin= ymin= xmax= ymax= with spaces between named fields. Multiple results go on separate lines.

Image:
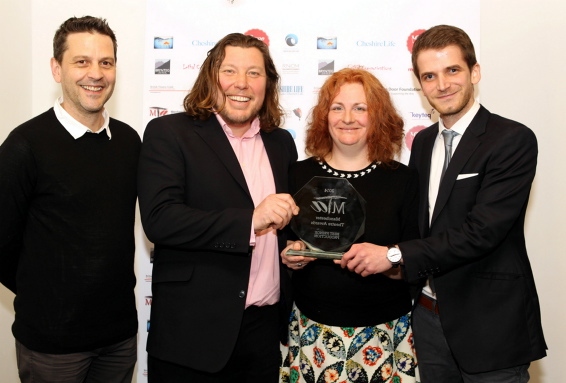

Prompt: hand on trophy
xmin=252 ymin=194 xmax=299 ymax=232
xmin=281 ymin=240 xmax=316 ymax=270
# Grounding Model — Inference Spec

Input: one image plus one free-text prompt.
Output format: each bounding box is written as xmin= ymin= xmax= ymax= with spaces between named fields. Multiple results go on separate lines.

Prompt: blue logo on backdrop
xmin=286 ymin=34 xmax=299 ymax=46
xmin=317 ymin=37 xmax=337 ymax=49
xmin=154 ymin=37 xmax=173 ymax=49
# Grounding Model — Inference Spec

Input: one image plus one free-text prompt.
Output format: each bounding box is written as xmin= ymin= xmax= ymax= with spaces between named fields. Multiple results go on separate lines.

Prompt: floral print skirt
xmin=280 ymin=303 xmax=420 ymax=383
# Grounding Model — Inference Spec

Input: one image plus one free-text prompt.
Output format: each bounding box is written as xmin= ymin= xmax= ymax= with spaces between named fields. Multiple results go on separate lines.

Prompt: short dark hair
xmin=305 ymin=68 xmax=404 ymax=165
xmin=412 ymin=25 xmax=477 ymax=80
xmin=53 ymin=16 xmax=117 ymax=64
xmin=183 ymin=33 xmax=283 ymax=131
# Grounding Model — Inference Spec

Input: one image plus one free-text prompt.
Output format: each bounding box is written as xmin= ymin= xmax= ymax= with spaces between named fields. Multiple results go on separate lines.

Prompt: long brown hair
xmin=183 ymin=33 xmax=283 ymax=131
xmin=305 ymin=68 xmax=404 ymax=165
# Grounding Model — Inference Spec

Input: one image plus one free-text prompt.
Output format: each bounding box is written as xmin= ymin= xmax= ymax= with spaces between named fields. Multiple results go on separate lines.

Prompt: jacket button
xmin=239 ymin=290 xmax=246 ymax=298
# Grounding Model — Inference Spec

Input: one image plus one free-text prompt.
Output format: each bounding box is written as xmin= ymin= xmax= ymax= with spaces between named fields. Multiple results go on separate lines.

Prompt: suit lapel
xmin=431 ymin=106 xmax=489 ymax=224
xmin=415 ymin=126 xmax=437 ymax=236
xmin=192 ymin=116 xmax=250 ymax=195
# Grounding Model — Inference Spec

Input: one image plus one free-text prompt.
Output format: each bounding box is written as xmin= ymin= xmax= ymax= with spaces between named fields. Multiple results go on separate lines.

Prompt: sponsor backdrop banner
xmin=137 ymin=0 xmax=479 ymax=379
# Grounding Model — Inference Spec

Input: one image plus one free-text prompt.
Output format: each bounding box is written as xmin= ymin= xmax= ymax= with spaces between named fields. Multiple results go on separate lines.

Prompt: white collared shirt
xmin=428 ymin=101 xmax=480 ymax=223
xmin=423 ymin=101 xmax=480 ymax=299
xmin=53 ymin=97 xmax=112 ymax=140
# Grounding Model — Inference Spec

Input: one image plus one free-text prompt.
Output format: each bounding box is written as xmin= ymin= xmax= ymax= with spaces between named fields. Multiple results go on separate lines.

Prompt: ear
xmin=51 ymin=57 xmax=62 ymax=83
xmin=471 ymin=63 xmax=481 ymax=85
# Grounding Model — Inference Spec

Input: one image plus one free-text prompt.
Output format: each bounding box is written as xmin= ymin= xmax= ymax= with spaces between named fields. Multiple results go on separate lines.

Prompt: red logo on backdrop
xmin=405 ymin=125 xmax=426 ymax=151
xmin=407 ymin=29 xmax=426 ymax=53
xmin=245 ymin=29 xmax=270 ymax=46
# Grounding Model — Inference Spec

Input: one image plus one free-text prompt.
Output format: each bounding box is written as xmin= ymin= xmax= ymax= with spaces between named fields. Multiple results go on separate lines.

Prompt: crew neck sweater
xmin=0 ymin=108 xmax=141 ymax=353
xmin=289 ymin=158 xmax=420 ymax=327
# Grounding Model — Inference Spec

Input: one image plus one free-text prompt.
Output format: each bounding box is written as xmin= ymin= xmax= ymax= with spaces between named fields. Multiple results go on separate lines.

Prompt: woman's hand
xmin=281 ymin=240 xmax=315 ymax=270
xmin=335 ymin=242 xmax=392 ymax=277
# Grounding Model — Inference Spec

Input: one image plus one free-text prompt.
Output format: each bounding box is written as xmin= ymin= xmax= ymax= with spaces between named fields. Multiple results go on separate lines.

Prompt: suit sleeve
xmin=0 ymin=131 xmax=36 ymax=293
xmin=400 ymin=123 xmax=538 ymax=282
xmin=137 ymin=118 xmax=253 ymax=254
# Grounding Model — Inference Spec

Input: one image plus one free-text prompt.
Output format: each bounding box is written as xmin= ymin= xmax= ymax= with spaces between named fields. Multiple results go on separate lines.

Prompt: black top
xmin=289 ymin=158 xmax=419 ymax=327
xmin=0 ymin=108 xmax=141 ymax=353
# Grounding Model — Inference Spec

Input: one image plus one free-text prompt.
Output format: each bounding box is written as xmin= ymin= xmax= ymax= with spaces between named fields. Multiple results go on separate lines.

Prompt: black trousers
xmin=16 ymin=336 xmax=137 ymax=383
xmin=148 ymin=304 xmax=280 ymax=383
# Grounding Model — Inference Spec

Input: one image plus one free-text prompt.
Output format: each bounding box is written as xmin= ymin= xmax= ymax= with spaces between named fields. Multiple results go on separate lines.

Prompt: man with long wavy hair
xmin=138 ymin=33 xmax=299 ymax=382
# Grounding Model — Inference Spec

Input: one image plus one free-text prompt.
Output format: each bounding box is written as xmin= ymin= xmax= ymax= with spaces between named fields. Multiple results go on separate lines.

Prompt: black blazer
xmin=138 ymin=113 xmax=297 ymax=372
xmin=400 ymin=106 xmax=546 ymax=373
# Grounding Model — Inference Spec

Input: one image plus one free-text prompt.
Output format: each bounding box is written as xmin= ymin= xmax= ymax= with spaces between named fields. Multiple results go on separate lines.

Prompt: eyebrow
xmin=70 ymin=55 xmax=115 ymax=62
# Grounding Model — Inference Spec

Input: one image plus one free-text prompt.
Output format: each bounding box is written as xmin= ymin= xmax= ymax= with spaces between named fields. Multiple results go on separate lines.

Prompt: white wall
xmin=0 ymin=1 xmax=564 ymax=382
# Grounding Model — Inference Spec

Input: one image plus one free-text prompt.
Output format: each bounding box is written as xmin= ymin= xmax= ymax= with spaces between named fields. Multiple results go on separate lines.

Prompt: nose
xmin=342 ymin=109 xmax=354 ymax=124
xmin=437 ymin=74 xmax=449 ymax=91
xmin=234 ymin=72 xmax=249 ymax=89
xmin=88 ymin=64 xmax=103 ymax=80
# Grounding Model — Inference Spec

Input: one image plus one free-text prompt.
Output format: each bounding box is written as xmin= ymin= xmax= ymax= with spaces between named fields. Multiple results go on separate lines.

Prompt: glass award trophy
xmin=287 ymin=176 xmax=366 ymax=260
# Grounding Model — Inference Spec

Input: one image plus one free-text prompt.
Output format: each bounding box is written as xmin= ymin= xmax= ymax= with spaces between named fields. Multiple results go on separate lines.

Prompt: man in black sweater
xmin=0 ymin=16 xmax=140 ymax=383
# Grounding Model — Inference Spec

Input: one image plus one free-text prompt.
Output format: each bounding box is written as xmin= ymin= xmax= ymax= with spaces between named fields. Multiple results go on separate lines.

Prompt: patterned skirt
xmin=280 ymin=303 xmax=420 ymax=383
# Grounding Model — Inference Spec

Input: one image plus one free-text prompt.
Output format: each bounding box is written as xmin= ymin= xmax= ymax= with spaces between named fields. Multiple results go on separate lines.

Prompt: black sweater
xmin=0 ymin=108 xmax=140 ymax=353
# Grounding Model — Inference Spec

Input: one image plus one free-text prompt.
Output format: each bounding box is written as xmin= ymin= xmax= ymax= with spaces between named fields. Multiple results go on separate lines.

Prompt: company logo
xmin=145 ymin=296 xmax=152 ymax=305
xmin=348 ymin=64 xmax=392 ymax=71
xmin=245 ymin=29 xmax=270 ymax=46
xmin=405 ymin=125 xmax=426 ymax=150
xmin=318 ymin=60 xmax=335 ymax=75
xmin=150 ymin=107 xmax=168 ymax=117
xmin=311 ymin=196 xmax=346 ymax=215
xmin=387 ymin=87 xmax=421 ymax=96
xmin=183 ymin=63 xmax=202 ymax=70
xmin=280 ymin=85 xmax=304 ymax=95
xmin=155 ymin=59 xmax=170 ymax=75
xmin=292 ymin=108 xmax=302 ymax=120
xmin=407 ymin=29 xmax=426 ymax=53
xmin=147 ymin=320 xmax=150 ymax=332
xmin=317 ymin=37 xmax=337 ymax=49
xmin=356 ymin=40 xmax=395 ymax=47
xmin=144 ymin=274 xmax=152 ymax=282
xmin=281 ymin=63 xmax=300 ymax=75
xmin=410 ymin=111 xmax=432 ymax=120
xmin=285 ymin=34 xmax=298 ymax=46
xmin=154 ymin=36 xmax=173 ymax=49
xmin=192 ymin=40 xmax=217 ymax=47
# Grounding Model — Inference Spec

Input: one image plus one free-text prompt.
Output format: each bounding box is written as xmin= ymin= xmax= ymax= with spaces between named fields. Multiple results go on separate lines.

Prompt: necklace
xmin=317 ymin=160 xmax=380 ymax=178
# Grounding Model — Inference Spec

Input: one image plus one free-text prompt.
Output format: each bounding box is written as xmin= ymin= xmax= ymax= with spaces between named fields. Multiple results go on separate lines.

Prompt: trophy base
xmin=286 ymin=249 xmax=343 ymax=260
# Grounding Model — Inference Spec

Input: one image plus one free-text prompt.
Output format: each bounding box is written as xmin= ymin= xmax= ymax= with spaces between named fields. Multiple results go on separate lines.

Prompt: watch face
xmin=387 ymin=248 xmax=402 ymax=263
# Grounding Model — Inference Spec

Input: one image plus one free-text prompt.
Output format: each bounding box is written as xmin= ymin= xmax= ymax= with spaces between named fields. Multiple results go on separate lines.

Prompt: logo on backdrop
xmin=318 ymin=60 xmax=335 ymax=75
xmin=280 ymin=85 xmax=304 ymax=95
xmin=245 ymin=29 xmax=270 ymax=46
xmin=149 ymin=107 xmax=168 ymax=117
xmin=154 ymin=36 xmax=173 ymax=49
xmin=348 ymin=64 xmax=392 ymax=72
xmin=145 ymin=296 xmax=152 ymax=305
xmin=406 ymin=29 xmax=426 ymax=53
xmin=155 ymin=59 xmax=170 ymax=74
xmin=286 ymin=34 xmax=298 ymax=46
xmin=317 ymin=36 xmax=337 ymax=49
xmin=356 ymin=40 xmax=395 ymax=47
xmin=281 ymin=63 xmax=300 ymax=75
xmin=405 ymin=125 xmax=427 ymax=150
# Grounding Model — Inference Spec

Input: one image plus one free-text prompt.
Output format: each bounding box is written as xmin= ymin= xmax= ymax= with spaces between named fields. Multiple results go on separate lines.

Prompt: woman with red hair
xmin=280 ymin=68 xmax=420 ymax=383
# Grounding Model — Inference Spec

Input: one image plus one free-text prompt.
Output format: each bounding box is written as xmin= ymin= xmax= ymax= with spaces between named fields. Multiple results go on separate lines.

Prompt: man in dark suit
xmin=138 ymin=33 xmax=299 ymax=382
xmin=338 ymin=25 xmax=546 ymax=382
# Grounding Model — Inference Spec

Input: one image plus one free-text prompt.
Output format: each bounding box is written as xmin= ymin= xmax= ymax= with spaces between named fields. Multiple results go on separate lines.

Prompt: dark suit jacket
xmin=138 ymin=113 xmax=297 ymax=373
xmin=399 ymin=105 xmax=546 ymax=373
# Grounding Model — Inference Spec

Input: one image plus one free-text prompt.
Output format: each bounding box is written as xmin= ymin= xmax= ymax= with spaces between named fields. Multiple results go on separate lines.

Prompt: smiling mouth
xmin=82 ymin=85 xmax=103 ymax=92
xmin=227 ymin=95 xmax=251 ymax=102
